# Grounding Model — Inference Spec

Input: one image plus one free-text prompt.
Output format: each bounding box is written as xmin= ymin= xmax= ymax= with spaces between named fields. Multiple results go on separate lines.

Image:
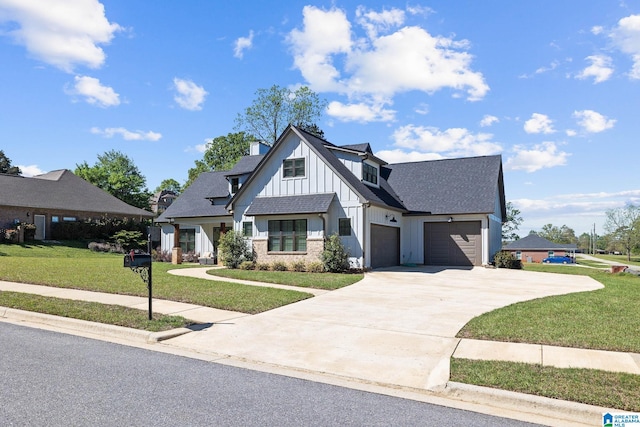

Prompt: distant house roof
xmin=503 ymin=234 xmax=577 ymax=250
xmin=338 ymin=143 xmax=372 ymax=153
xmin=246 ymin=193 xmax=335 ymax=216
xmin=157 ymin=171 xmax=231 ymax=221
xmin=0 ymin=170 xmax=153 ymax=218
xmin=384 ymin=155 xmax=506 ymax=216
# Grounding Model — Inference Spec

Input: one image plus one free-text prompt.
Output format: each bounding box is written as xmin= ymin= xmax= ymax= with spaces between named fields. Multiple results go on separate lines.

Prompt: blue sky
xmin=1 ymin=1 xmax=639 ymax=236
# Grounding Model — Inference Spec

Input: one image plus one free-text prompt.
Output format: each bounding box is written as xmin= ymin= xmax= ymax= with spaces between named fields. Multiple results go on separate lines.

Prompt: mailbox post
xmin=124 ymin=250 xmax=153 ymax=320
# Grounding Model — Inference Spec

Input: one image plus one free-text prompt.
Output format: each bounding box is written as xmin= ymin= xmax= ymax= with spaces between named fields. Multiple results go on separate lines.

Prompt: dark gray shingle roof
xmin=225 ymin=155 xmax=265 ymax=176
xmin=0 ymin=170 xmax=153 ymax=217
xmin=157 ymin=171 xmax=230 ymax=221
xmin=338 ymin=143 xmax=372 ymax=153
xmin=503 ymin=234 xmax=577 ymax=250
xmin=384 ymin=155 xmax=505 ymax=216
xmin=246 ymin=193 xmax=335 ymax=216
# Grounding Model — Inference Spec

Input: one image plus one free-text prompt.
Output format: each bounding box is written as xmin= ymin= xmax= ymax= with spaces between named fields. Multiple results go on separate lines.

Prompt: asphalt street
xmin=0 ymin=323 xmax=541 ymax=427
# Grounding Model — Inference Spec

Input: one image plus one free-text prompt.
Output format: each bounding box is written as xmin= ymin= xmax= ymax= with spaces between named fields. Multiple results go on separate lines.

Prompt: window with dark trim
xmin=230 ymin=177 xmax=240 ymax=193
xmin=268 ymin=219 xmax=307 ymax=252
xmin=338 ymin=218 xmax=351 ymax=236
xmin=362 ymin=163 xmax=378 ymax=185
xmin=283 ymin=158 xmax=305 ymax=178
xmin=179 ymin=229 xmax=196 ymax=253
xmin=242 ymin=221 xmax=253 ymax=237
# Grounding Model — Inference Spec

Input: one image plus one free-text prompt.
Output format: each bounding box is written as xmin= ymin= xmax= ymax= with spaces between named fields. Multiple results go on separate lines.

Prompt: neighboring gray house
xmin=158 ymin=125 xmax=506 ymax=268
xmin=0 ymin=169 xmax=154 ymax=240
xmin=503 ymin=234 xmax=577 ymax=263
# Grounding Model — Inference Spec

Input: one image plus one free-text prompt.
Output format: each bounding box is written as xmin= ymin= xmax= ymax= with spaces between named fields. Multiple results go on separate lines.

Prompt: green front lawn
xmin=207 ymin=268 xmax=363 ymax=290
xmin=0 ymin=242 xmax=313 ymax=314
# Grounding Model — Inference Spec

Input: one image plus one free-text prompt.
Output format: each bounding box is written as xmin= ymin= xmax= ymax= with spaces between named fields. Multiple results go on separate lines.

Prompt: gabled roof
xmin=246 ymin=193 xmax=335 ymax=216
xmin=384 ymin=155 xmax=506 ymax=217
xmin=0 ymin=170 xmax=153 ymax=217
xmin=338 ymin=143 xmax=372 ymax=153
xmin=503 ymin=234 xmax=577 ymax=250
xmin=157 ymin=171 xmax=231 ymax=221
xmin=225 ymin=154 xmax=265 ymax=177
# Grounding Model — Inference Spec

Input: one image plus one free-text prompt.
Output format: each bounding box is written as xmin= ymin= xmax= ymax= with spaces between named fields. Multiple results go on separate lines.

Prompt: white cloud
xmin=91 ymin=127 xmax=161 ymax=141
xmin=233 ymin=30 xmax=254 ymax=59
xmin=326 ymin=100 xmax=395 ymax=122
xmin=591 ymin=25 xmax=604 ymax=35
xmin=391 ymin=125 xmax=502 ymax=158
xmin=67 ymin=75 xmax=120 ymax=107
xmin=609 ymin=14 xmax=640 ymax=79
xmin=173 ymin=77 xmax=207 ymax=111
xmin=575 ymin=55 xmax=614 ymax=83
xmin=479 ymin=114 xmax=499 ymax=127
xmin=286 ymin=5 xmax=488 ymax=123
xmin=505 ymin=141 xmax=569 ymax=172
xmin=524 ymin=113 xmax=555 ymax=134
xmin=565 ymin=129 xmax=577 ymax=137
xmin=573 ymin=109 xmax=616 ymax=133
xmin=17 ymin=164 xmax=44 ymax=177
xmin=0 ymin=0 xmax=121 ymax=72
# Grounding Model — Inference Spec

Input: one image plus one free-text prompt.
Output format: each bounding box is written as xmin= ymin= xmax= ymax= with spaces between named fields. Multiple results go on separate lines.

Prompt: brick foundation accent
xmin=253 ymin=238 xmax=324 ymax=264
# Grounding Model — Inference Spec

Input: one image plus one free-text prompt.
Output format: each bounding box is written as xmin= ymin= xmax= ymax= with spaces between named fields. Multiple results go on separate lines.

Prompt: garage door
xmin=370 ymin=224 xmax=400 ymax=268
xmin=424 ymin=221 xmax=481 ymax=266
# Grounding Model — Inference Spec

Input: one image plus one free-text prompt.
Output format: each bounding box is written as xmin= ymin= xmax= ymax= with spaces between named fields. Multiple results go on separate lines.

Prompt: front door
xmin=34 ymin=215 xmax=46 ymax=240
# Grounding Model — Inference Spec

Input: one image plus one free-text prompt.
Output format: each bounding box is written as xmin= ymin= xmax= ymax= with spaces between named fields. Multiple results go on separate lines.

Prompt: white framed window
xmin=362 ymin=162 xmax=378 ymax=185
xmin=283 ymin=158 xmax=305 ymax=178
xmin=268 ymin=219 xmax=307 ymax=252
xmin=338 ymin=218 xmax=351 ymax=236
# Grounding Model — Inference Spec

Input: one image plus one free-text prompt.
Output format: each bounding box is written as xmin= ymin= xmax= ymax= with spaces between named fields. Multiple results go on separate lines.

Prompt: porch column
xmin=172 ymin=223 xmax=182 ymax=264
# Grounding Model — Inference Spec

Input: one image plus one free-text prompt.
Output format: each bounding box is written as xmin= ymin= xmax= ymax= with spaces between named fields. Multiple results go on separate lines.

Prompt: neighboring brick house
xmin=503 ymin=234 xmax=577 ymax=263
xmin=0 ymin=169 xmax=154 ymax=240
xmin=158 ymin=125 xmax=506 ymax=269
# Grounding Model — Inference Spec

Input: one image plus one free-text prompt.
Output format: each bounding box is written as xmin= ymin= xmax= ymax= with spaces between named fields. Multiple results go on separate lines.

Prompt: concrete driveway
xmin=164 ymin=266 xmax=602 ymax=391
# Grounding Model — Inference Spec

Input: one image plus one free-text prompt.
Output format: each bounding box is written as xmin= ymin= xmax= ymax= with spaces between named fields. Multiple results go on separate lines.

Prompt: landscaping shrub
xmin=152 ymin=249 xmax=172 ymax=262
xmin=218 ymin=230 xmax=253 ymax=269
xmin=321 ymin=233 xmax=350 ymax=273
xmin=182 ymin=251 xmax=200 ymax=263
xmin=272 ymin=261 xmax=288 ymax=271
xmin=307 ymin=261 xmax=325 ymax=273
xmin=256 ymin=262 xmax=270 ymax=271
xmin=111 ymin=230 xmax=146 ymax=252
xmin=290 ymin=260 xmax=306 ymax=272
xmin=494 ymin=251 xmax=522 ymax=269
xmin=88 ymin=241 xmax=114 ymax=252
xmin=239 ymin=261 xmax=255 ymax=270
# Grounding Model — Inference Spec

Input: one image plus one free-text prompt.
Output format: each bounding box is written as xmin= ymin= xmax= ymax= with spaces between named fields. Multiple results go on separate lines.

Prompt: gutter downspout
xmin=362 ymin=202 xmax=369 ymax=269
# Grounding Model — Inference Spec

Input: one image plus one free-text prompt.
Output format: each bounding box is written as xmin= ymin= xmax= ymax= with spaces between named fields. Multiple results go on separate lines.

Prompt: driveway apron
xmin=163 ymin=266 xmax=602 ymax=391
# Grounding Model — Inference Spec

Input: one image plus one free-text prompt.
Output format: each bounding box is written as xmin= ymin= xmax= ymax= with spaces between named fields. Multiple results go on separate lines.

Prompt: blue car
xmin=542 ymin=256 xmax=573 ymax=264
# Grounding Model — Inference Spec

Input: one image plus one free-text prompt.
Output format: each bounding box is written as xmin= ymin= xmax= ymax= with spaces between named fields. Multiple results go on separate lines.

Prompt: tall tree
xmin=0 ymin=150 xmax=21 ymax=175
xmin=604 ymin=204 xmax=640 ymax=261
xmin=185 ymin=132 xmax=254 ymax=189
xmin=537 ymin=224 xmax=577 ymax=244
xmin=75 ymin=150 xmax=151 ymax=210
xmin=502 ymin=201 xmax=523 ymax=242
xmin=234 ymin=85 xmax=327 ymax=145
xmin=154 ymin=179 xmax=182 ymax=195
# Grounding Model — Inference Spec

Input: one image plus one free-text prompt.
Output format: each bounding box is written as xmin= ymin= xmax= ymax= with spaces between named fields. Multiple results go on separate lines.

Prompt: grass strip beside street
xmin=0 ymin=291 xmax=191 ymax=332
xmin=457 ymin=264 xmax=640 ymax=353
xmin=450 ymin=358 xmax=640 ymax=412
xmin=207 ymin=268 xmax=363 ymax=290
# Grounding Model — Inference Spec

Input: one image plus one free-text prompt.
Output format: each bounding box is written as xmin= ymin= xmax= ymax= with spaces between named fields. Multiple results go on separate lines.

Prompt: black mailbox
xmin=124 ymin=253 xmax=151 ymax=268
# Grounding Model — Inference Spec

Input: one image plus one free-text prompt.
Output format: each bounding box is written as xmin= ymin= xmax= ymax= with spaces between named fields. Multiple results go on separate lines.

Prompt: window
xmin=62 ymin=216 xmax=77 ymax=222
xmin=338 ymin=218 xmax=351 ymax=236
xmin=283 ymin=158 xmax=305 ymax=178
xmin=230 ymin=177 xmax=240 ymax=193
xmin=362 ymin=163 xmax=378 ymax=185
xmin=515 ymin=251 xmax=522 ymax=260
xmin=268 ymin=219 xmax=307 ymax=252
xmin=179 ymin=229 xmax=196 ymax=253
xmin=242 ymin=221 xmax=253 ymax=237
xmin=548 ymin=250 xmax=555 ymax=257
xmin=51 ymin=216 xmax=59 ymax=223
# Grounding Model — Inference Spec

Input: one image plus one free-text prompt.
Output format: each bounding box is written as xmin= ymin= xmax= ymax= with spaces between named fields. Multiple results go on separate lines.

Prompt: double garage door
xmin=424 ymin=221 xmax=481 ymax=266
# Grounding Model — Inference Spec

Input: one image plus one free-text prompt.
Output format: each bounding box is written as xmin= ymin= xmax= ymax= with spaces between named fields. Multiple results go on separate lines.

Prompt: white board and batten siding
xmin=232 ymin=133 xmax=366 ymax=266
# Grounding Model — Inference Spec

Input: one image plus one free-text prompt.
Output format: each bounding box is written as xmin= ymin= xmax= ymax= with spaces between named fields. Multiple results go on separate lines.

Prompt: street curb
xmin=0 ymin=307 xmax=193 ymax=343
xmin=444 ymin=382 xmax=607 ymax=426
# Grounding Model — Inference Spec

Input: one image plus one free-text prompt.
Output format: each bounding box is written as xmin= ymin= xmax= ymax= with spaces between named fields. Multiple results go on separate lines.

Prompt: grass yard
xmin=450 ymin=358 xmax=640 ymax=412
xmin=0 ymin=242 xmax=313 ymax=314
xmin=453 ymin=263 xmax=640 ymax=411
xmin=594 ymin=254 xmax=640 ymax=267
xmin=457 ymin=264 xmax=640 ymax=352
xmin=0 ymin=291 xmax=191 ymax=332
xmin=207 ymin=268 xmax=363 ymax=290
